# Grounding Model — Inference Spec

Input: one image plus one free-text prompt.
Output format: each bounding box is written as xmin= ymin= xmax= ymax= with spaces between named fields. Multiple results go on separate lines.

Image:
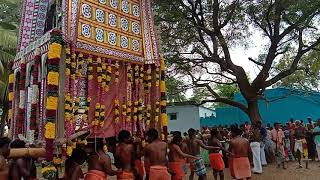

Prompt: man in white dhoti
xmin=250 ymin=124 xmax=263 ymax=174
xmin=256 ymin=121 xmax=268 ymax=166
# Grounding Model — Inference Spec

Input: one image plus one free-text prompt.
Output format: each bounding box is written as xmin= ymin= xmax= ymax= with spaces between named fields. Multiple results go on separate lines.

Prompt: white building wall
xmin=167 ymin=105 xmax=200 ymax=133
xmin=199 ymin=106 xmax=215 ymax=118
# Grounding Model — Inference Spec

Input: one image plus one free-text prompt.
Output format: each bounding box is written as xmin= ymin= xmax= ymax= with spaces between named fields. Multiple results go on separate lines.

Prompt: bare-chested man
xmin=64 ymin=148 xmax=87 ymax=180
xmin=187 ymin=128 xmax=216 ymax=180
xmin=169 ymin=133 xmax=197 ymax=180
xmin=144 ymin=128 xmax=170 ymax=180
xmin=0 ymin=137 xmax=10 ymax=179
xmin=229 ymin=127 xmax=251 ymax=180
xmin=115 ymin=130 xmax=136 ymax=180
xmin=208 ymin=129 xmax=225 ymax=180
xmin=9 ymin=139 xmax=33 ymax=180
xmin=133 ymin=133 xmax=145 ymax=180
xmin=85 ymin=138 xmax=121 ymax=180
xmin=294 ymin=120 xmax=306 ymax=168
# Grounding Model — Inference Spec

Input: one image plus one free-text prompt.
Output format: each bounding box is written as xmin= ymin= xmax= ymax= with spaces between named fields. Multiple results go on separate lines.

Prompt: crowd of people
xmin=1 ymin=117 xmax=320 ymax=180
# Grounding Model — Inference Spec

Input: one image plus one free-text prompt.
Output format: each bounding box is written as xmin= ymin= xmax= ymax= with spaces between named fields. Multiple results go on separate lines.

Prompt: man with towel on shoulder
xmin=228 ymin=127 xmax=252 ymax=180
xmin=145 ymin=128 xmax=170 ymax=180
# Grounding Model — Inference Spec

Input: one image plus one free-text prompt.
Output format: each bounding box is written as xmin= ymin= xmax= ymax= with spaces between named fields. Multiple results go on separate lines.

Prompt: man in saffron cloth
xmin=133 ymin=133 xmax=145 ymax=180
xmin=168 ymin=132 xmax=197 ymax=180
xmin=85 ymin=138 xmax=121 ymax=180
xmin=0 ymin=137 xmax=10 ymax=179
xmin=144 ymin=128 xmax=170 ymax=180
xmin=228 ymin=127 xmax=252 ymax=180
xmin=208 ymin=129 xmax=225 ymax=180
xmin=115 ymin=130 xmax=136 ymax=180
xmin=186 ymin=128 xmax=216 ymax=180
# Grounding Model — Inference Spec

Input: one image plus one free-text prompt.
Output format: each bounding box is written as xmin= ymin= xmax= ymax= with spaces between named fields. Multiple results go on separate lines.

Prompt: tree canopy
xmin=154 ymin=0 xmax=320 ymax=123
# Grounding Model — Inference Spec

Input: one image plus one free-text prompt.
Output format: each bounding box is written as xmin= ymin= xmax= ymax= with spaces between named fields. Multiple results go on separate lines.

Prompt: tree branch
xmin=199 ymin=98 xmax=248 ymax=113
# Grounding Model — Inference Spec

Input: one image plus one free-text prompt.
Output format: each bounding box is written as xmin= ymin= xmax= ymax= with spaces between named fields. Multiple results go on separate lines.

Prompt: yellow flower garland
xmin=46 ymin=96 xmax=58 ymax=110
xmin=45 ymin=122 xmax=56 ymax=139
xmin=47 ymin=72 xmax=59 ymax=86
xmin=9 ymin=74 xmax=14 ymax=84
xmin=48 ymin=43 xmax=62 ymax=59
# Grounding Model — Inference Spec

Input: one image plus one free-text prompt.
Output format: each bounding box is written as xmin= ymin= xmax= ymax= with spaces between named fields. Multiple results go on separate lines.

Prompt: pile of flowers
xmin=41 ymin=162 xmax=57 ymax=180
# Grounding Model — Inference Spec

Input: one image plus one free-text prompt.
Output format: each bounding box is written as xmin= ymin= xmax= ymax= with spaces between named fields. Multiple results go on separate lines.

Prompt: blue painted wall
xmin=201 ymin=88 xmax=320 ymax=127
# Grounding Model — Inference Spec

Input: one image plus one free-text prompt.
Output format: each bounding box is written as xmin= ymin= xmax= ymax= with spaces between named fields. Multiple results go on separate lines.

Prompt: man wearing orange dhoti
xmin=169 ymin=132 xmax=197 ymax=180
xmin=0 ymin=137 xmax=10 ymax=180
xmin=115 ymin=130 xmax=136 ymax=180
xmin=228 ymin=127 xmax=252 ymax=180
xmin=85 ymin=138 xmax=121 ymax=180
xmin=208 ymin=129 xmax=225 ymax=180
xmin=133 ymin=133 xmax=145 ymax=180
xmin=145 ymin=128 xmax=170 ymax=180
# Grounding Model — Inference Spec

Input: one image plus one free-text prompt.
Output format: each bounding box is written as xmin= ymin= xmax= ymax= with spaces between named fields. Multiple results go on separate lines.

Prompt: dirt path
xmin=38 ymin=161 xmax=320 ymax=179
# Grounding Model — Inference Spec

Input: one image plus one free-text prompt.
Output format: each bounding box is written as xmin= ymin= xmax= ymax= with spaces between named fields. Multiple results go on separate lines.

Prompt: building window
xmin=169 ymin=113 xmax=178 ymax=121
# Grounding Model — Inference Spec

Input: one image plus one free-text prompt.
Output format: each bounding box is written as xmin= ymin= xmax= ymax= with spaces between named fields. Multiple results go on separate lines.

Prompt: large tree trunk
xmin=247 ymin=100 xmax=262 ymax=124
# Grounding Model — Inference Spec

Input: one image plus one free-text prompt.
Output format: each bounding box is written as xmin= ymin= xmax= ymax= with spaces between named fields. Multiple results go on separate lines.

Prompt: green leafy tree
xmin=274 ymin=49 xmax=320 ymax=90
xmin=154 ymin=0 xmax=320 ymax=123
xmin=166 ymin=76 xmax=187 ymax=102
xmin=0 ymin=0 xmax=20 ymax=135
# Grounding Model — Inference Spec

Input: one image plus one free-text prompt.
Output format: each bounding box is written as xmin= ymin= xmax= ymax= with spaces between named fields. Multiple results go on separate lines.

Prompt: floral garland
xmin=93 ymin=103 xmax=105 ymax=127
xmin=122 ymin=102 xmax=127 ymax=128
xmin=126 ymin=64 xmax=133 ymax=130
xmin=114 ymin=99 xmax=120 ymax=124
xmin=41 ymin=162 xmax=57 ymax=180
xmin=64 ymin=47 xmax=73 ymax=137
xmin=101 ymin=60 xmax=107 ymax=90
xmin=97 ymin=58 xmax=102 ymax=85
xmin=115 ymin=61 xmax=120 ymax=83
xmin=16 ymin=59 xmax=26 ymax=135
xmin=160 ymin=57 xmax=168 ymax=140
xmin=45 ymin=30 xmax=64 ymax=161
xmin=106 ymin=63 xmax=112 ymax=92
xmin=137 ymin=98 xmax=143 ymax=133
xmin=30 ymin=51 xmax=40 ymax=132
xmin=8 ymin=62 xmax=14 ymax=134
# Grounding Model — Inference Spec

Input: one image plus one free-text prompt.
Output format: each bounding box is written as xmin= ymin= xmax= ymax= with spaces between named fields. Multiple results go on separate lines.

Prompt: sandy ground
xmin=106 ymin=161 xmax=320 ymax=180
xmin=38 ymin=161 xmax=320 ymax=179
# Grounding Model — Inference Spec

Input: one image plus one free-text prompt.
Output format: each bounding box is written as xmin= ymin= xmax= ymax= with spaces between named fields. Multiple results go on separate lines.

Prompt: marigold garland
xmin=45 ymin=31 xmax=64 ymax=161
xmin=7 ymin=63 xmax=14 ymax=132
xmin=114 ymin=99 xmax=120 ymax=124
xmin=160 ymin=57 xmax=168 ymax=139
xmin=115 ymin=61 xmax=120 ymax=83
